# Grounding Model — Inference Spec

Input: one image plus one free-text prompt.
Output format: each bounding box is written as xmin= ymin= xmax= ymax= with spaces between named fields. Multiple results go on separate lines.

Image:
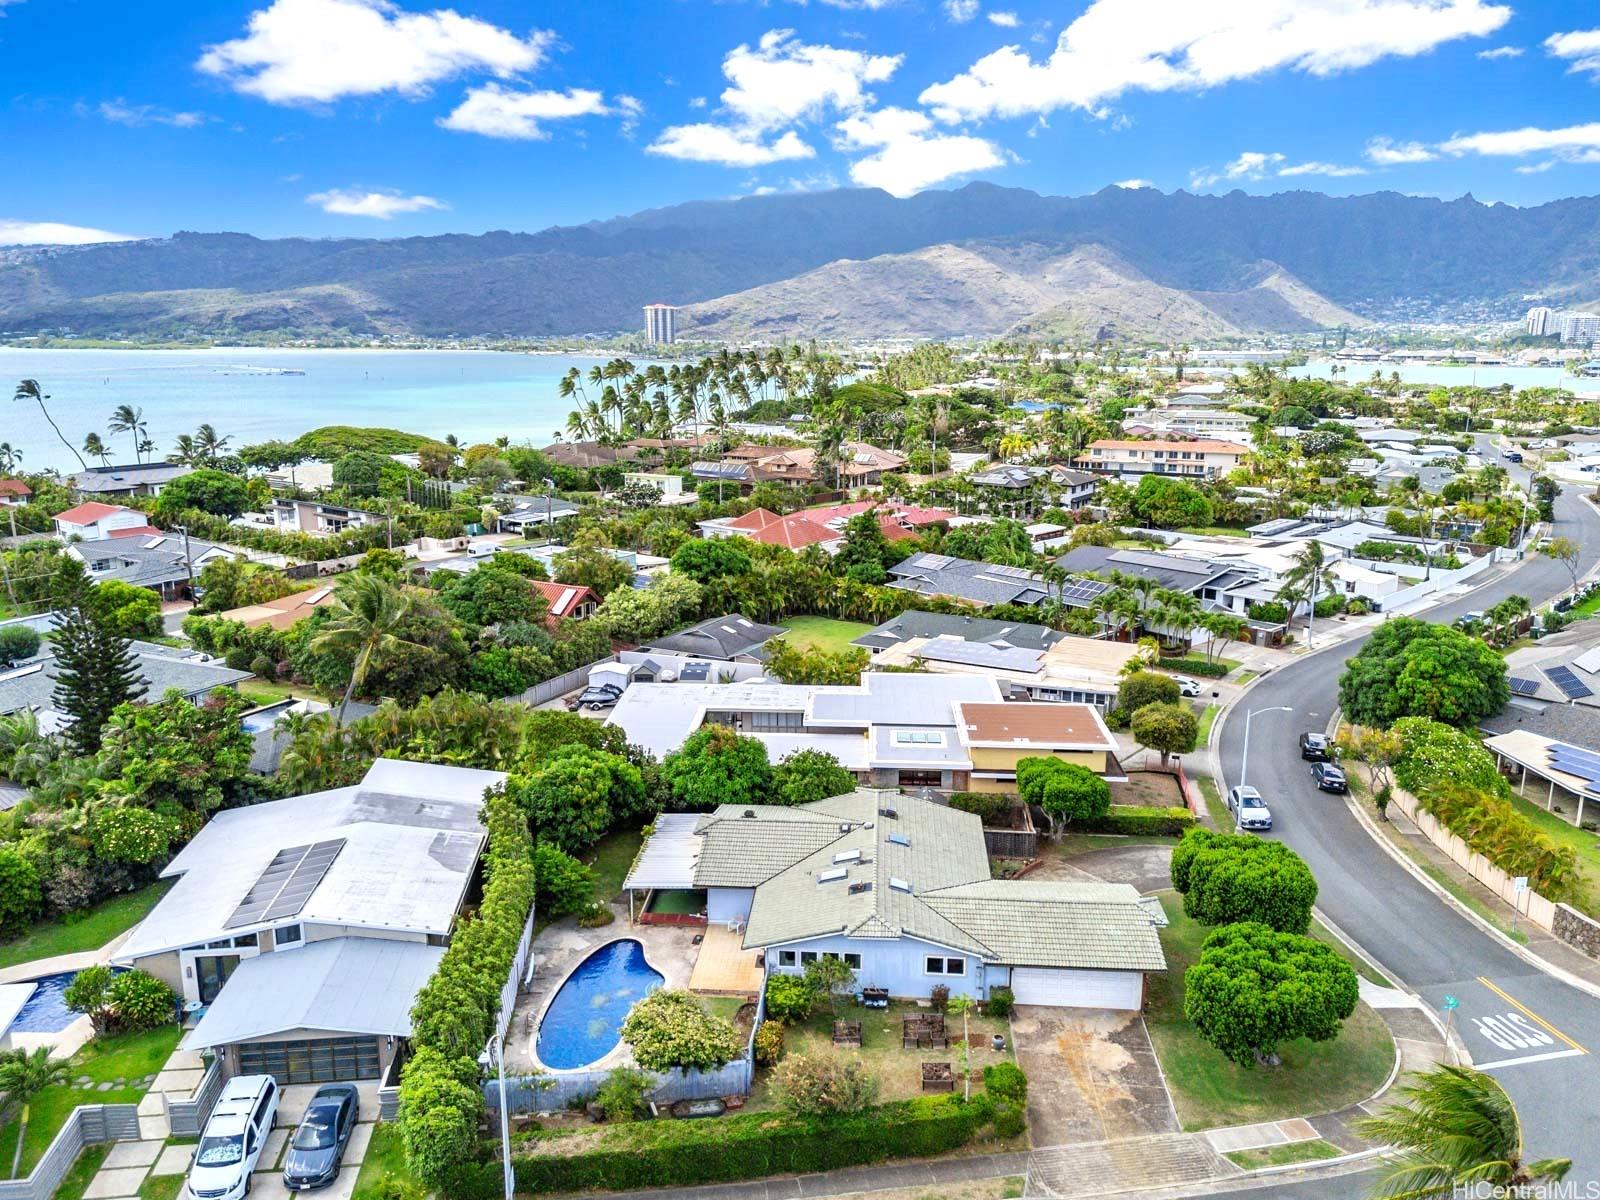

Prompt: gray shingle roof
xmin=922 ymin=880 xmax=1168 ymax=971
xmin=71 ymin=535 xmax=235 ymax=589
xmin=645 ymin=613 xmax=785 ymax=661
xmin=72 ymin=463 xmax=194 ymax=493
xmin=0 ymin=640 xmax=252 ymax=717
xmin=853 ymin=611 xmax=1065 ymax=653
xmin=888 ymin=554 xmax=1049 ymax=607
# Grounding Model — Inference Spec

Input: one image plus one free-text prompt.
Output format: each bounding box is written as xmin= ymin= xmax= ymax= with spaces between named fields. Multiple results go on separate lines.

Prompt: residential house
xmin=71 ymin=462 xmax=194 ymax=499
xmin=531 ymin=579 xmax=600 ymax=624
xmin=0 ymin=639 xmax=252 ymax=729
xmin=887 ymin=553 xmax=1052 ymax=608
xmin=265 ymin=499 xmax=386 ymax=536
xmin=66 ymin=530 xmax=240 ymax=600
xmin=967 ymin=465 xmax=1102 ymax=510
xmin=634 ymin=790 xmax=1165 ymax=1008
xmin=620 ymin=473 xmax=691 ymax=504
xmin=1071 ymin=439 xmax=1248 ymax=479
xmin=1119 ymin=408 xmax=1253 ymax=438
xmin=605 ymin=671 xmax=1117 ymax=792
xmin=692 ymin=442 xmax=906 ymax=490
xmin=114 ymin=759 xmax=506 ymax=1084
xmin=697 ymin=502 xmax=949 ymax=554
xmin=52 ymin=502 xmax=152 ymax=541
xmin=215 ymin=585 xmax=340 ymax=632
xmin=494 ymin=498 xmax=582 ymax=535
xmin=638 ymin=613 xmax=786 ymax=662
xmin=0 ymin=481 xmax=31 ymax=507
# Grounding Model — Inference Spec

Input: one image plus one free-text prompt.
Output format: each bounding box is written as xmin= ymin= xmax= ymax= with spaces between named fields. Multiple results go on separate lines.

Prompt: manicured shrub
xmin=764 ymin=975 xmax=815 ymax=1023
xmin=1156 ymin=657 xmax=1232 ymax=679
xmin=1171 ymin=829 xmax=1317 ymax=934
xmin=1077 ymin=806 xmax=1196 ymax=837
xmin=984 ymin=986 xmax=1014 ymax=1019
xmin=596 ymin=1068 xmax=653 ymax=1122
xmin=1116 ymin=670 xmax=1180 ymax=715
xmin=982 ymin=1062 xmax=1027 ymax=1102
xmin=0 ymin=847 xmax=41 ymax=935
xmin=107 ymin=970 xmax=176 ymax=1031
xmin=948 ymin=792 xmax=1011 ymax=825
xmin=753 ymin=1021 xmax=785 ymax=1066
xmin=0 ymin=625 xmax=41 ymax=666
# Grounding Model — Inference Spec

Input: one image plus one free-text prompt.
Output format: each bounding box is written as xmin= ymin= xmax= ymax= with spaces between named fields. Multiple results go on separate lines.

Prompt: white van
xmin=189 ymin=1074 xmax=280 ymax=1199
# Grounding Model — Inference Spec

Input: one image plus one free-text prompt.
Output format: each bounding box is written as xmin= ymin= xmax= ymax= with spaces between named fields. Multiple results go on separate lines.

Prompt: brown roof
xmin=1085 ymin=439 xmax=1248 ymax=454
xmin=217 ymin=586 xmax=339 ymax=631
xmin=954 ymin=702 xmax=1116 ymax=751
xmin=0 ymin=480 xmax=32 ymax=497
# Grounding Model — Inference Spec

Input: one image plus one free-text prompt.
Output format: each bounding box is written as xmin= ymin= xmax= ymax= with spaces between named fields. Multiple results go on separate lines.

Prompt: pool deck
xmin=687 ymin=927 xmax=765 ymax=997
xmin=0 ymin=928 xmax=135 ymax=985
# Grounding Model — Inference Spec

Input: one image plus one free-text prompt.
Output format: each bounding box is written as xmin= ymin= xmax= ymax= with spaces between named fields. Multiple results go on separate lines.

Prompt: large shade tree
xmin=1337 ymin=617 xmax=1509 ymax=728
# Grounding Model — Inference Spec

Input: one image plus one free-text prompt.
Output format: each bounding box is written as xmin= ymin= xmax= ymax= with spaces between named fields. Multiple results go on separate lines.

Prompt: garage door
xmin=236 ymin=1036 xmax=381 ymax=1084
xmin=1010 ymin=967 xmax=1142 ymax=1010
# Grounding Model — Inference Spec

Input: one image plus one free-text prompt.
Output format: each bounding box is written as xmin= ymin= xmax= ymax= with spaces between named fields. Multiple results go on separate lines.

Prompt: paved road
xmin=1216 ymin=442 xmax=1600 ymax=1192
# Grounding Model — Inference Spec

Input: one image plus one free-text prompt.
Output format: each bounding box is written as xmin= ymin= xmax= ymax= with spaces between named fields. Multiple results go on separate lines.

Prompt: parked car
xmin=282 ymin=1084 xmax=360 ymax=1191
xmin=1299 ymin=732 xmax=1332 ymax=761
xmin=575 ymin=682 xmax=623 ymax=712
xmin=1226 ymin=785 xmax=1273 ymax=831
xmin=1311 ymin=762 xmax=1349 ymax=793
xmin=1173 ymin=676 xmax=1203 ymax=698
xmin=189 ymin=1075 xmax=280 ymax=1200
xmin=1456 ymin=611 xmax=1485 ymax=628
xmin=1504 ymin=450 xmax=1523 ymax=463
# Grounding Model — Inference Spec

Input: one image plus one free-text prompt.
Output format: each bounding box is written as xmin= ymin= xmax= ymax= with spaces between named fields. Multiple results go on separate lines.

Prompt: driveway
xmin=1028 ymin=844 xmax=1173 ymax=895
xmin=1009 ymin=1006 xmax=1178 ymax=1148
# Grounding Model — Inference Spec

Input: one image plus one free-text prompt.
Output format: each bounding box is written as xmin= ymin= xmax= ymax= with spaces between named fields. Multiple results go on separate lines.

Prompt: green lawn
xmin=1224 ymin=1139 xmax=1343 ymax=1170
xmin=351 ymin=1123 xmax=418 ymax=1200
xmin=585 ymin=827 xmax=645 ymax=905
xmin=0 ymin=1025 xmax=182 ymax=1174
xmin=1569 ymin=591 xmax=1600 ymax=619
xmin=1194 ymin=775 xmax=1230 ymax=830
xmin=1505 ymin=792 xmax=1600 ymax=919
xmin=1053 ymin=831 xmax=1179 ymax=857
xmin=1195 ymin=704 xmax=1221 ymax=748
xmin=0 ymin=881 xmax=171 ymax=971
xmin=777 ymin=616 xmax=874 ymax=655
xmin=51 ymin=1143 xmax=109 ymax=1200
xmin=1178 ymin=526 xmax=1251 ymax=538
xmin=1144 ymin=893 xmax=1394 ymax=1131
xmin=235 ymin=681 xmax=315 ymax=707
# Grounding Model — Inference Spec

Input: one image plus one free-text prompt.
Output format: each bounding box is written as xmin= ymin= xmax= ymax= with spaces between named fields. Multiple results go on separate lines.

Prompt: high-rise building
xmin=1525 ymin=306 xmax=1553 ymax=336
xmin=1555 ymin=312 xmax=1600 ymax=345
xmin=643 ymin=303 xmax=677 ymax=345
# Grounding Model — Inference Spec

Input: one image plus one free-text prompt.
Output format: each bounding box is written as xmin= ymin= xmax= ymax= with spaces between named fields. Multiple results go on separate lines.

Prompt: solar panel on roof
xmin=225 ymin=838 xmax=345 ymax=929
xmin=982 ymin=564 xmax=1038 ymax=581
xmin=1575 ymin=647 xmax=1600 ymax=675
xmin=1508 ymin=676 xmax=1541 ymax=697
xmin=1545 ymin=666 xmax=1595 ymax=700
xmin=916 ymin=554 xmax=952 ymax=570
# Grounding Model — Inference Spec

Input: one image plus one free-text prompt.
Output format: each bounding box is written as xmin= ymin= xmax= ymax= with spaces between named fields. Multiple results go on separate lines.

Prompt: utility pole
xmin=178 ymin=524 xmax=196 ymax=601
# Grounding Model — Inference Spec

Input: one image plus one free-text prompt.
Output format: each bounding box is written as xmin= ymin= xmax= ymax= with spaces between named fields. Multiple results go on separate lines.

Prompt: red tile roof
xmin=721 ymin=507 xmax=783 ymax=532
xmin=532 ymin=579 xmax=599 ymax=619
xmin=0 ymin=480 xmax=32 ymax=497
xmin=108 ymin=525 xmax=165 ymax=539
xmin=752 ymin=515 xmax=837 ymax=549
xmin=54 ymin=501 xmax=131 ymax=525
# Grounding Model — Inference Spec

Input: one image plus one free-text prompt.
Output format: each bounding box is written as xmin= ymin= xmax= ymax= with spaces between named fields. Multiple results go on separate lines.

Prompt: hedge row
xmin=398 ymin=785 xmax=536 ymax=1191
xmin=504 ymin=1094 xmax=997 ymax=1194
xmin=1158 ymin=657 xmax=1232 ymax=679
xmin=1078 ymin=805 xmax=1196 ymax=837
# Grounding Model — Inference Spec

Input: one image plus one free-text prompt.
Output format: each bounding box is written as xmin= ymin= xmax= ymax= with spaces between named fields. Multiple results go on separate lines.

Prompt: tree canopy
xmin=660 ymin=725 xmax=773 ymax=810
xmin=1171 ymin=829 xmax=1318 ymax=934
xmin=772 ymin=749 xmax=856 ymax=807
xmin=1338 ymin=617 xmax=1509 ymax=728
xmin=1015 ymin=757 xmax=1111 ymax=835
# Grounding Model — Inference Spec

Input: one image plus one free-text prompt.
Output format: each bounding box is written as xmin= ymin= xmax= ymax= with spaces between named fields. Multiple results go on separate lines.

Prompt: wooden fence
xmin=167 ymin=1058 xmax=224 ymax=1138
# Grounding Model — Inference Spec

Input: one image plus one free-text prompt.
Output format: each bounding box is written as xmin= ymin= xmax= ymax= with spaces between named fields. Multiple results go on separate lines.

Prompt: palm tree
xmin=194 ymin=423 xmax=231 ymax=463
xmin=13 ymin=380 xmax=85 ymax=471
xmin=0 ymin=444 xmax=20 ymax=473
xmin=0 ymin=1048 xmax=69 ymax=1177
xmin=167 ymin=434 xmax=199 ymax=466
xmin=107 ymin=405 xmax=147 ymax=462
xmin=81 ymin=433 xmax=111 ymax=467
xmin=1356 ymin=1065 xmax=1569 ymax=1200
xmin=310 ymin=574 xmax=423 ymax=723
xmin=1278 ymin=540 xmax=1339 ymax=648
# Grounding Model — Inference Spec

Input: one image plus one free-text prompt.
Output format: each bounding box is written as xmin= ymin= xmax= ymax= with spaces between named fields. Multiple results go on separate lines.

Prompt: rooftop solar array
xmin=1545 ymin=666 xmax=1595 ymax=700
xmin=914 ymin=554 xmax=953 ymax=570
xmin=225 ymin=839 xmax=346 ymax=929
xmin=981 ymin=564 xmax=1039 ymax=581
xmin=913 ymin=639 xmax=1044 ymax=672
xmin=1546 ymin=742 xmax=1600 ymax=793
xmin=1060 ymin=577 xmax=1112 ymax=605
xmin=1508 ymin=676 xmax=1541 ymax=697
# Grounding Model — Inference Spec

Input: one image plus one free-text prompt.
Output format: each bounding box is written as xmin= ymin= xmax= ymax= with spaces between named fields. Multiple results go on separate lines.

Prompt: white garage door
xmin=1010 ymin=967 xmax=1143 ymax=1010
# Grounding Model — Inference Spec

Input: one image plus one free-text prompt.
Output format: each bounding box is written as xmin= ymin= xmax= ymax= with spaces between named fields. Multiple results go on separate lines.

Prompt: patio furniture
xmin=833 ymin=1020 xmax=863 ymax=1048
xmin=921 ymin=1062 xmax=955 ymax=1093
xmin=861 ymin=987 xmax=890 ymax=1009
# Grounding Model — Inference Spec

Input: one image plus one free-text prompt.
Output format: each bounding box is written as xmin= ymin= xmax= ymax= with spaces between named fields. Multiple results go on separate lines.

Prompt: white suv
xmin=189 ymin=1075 xmax=280 ymax=1200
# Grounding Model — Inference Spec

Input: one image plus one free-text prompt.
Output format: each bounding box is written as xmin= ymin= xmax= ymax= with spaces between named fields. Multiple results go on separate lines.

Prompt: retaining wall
xmin=0 ymin=1103 xmax=140 ymax=1200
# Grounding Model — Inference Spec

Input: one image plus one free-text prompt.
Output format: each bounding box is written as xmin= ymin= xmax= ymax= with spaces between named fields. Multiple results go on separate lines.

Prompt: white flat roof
xmin=116 ymin=759 xmax=505 ymax=961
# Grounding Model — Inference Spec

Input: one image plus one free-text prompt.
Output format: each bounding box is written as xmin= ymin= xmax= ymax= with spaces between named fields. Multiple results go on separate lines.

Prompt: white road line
xmin=1473 ymin=1048 xmax=1587 ymax=1071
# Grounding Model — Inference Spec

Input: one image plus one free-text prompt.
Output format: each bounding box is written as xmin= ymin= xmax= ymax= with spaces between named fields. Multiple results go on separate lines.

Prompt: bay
xmin=0 ymin=348 xmax=635 ymax=471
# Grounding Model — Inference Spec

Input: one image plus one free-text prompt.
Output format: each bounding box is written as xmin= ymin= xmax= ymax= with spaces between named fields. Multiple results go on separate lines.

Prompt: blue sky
xmin=2 ymin=0 xmax=1599 ymax=244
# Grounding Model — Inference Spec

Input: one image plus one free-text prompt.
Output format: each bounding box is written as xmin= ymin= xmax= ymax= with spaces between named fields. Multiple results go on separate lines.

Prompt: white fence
xmin=1370 ymin=550 xmax=1495 ymax=612
xmin=496 ymin=906 xmax=538 ymax=1044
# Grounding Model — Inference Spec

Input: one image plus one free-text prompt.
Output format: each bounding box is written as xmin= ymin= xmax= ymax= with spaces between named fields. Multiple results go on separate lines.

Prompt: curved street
xmin=1215 ymin=442 xmax=1600 ymax=1193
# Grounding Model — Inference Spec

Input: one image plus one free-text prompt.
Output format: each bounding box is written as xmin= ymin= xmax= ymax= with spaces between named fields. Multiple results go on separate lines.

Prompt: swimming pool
xmin=8 ymin=970 xmax=115 ymax=1033
xmin=240 ymin=701 xmax=296 ymax=734
xmin=535 ymin=940 xmax=663 ymax=1070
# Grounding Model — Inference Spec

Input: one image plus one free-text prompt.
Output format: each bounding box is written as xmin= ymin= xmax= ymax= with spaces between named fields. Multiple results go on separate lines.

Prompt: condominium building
xmin=1525 ymin=306 xmax=1553 ymax=337
xmin=643 ymin=302 xmax=677 ymax=345
xmin=1071 ymin=438 xmax=1249 ymax=479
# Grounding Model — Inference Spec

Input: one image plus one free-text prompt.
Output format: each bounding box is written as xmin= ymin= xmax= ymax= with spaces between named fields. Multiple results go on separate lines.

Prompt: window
xmin=749 ymin=710 xmax=804 ymax=732
xmin=274 ymin=924 xmax=302 ymax=947
xmin=842 ymin=953 xmax=862 ymax=970
xmin=925 ymin=956 xmax=965 ymax=976
xmin=893 ymin=730 xmax=943 ymax=746
xmin=897 ymin=770 xmax=944 ymax=788
xmin=777 ymin=950 xmax=797 ymax=968
xmin=800 ymin=951 xmax=820 ymax=966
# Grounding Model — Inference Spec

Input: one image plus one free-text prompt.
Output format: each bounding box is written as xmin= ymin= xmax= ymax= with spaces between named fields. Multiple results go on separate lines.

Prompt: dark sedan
xmin=1299 ymin=731 xmax=1332 ymax=761
xmin=282 ymin=1085 xmax=359 ymax=1191
xmin=1311 ymin=762 xmax=1348 ymax=793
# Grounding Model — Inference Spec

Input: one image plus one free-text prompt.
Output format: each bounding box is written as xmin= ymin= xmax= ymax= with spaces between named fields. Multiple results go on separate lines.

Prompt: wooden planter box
xmin=921 ymin=1062 xmax=955 ymax=1093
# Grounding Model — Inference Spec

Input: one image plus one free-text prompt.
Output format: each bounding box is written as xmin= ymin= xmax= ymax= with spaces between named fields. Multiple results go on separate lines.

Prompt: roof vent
xmin=887 ymin=832 xmax=911 ymax=847
xmin=847 ymin=881 xmax=873 ymax=895
xmin=817 ymin=867 xmax=848 ymax=884
xmin=889 ymin=877 xmax=912 ymax=893
xmin=742 ymin=809 xmax=756 ymax=818
xmin=878 ymin=807 xmax=898 ymax=819
xmin=833 ymin=849 xmax=863 ymax=865
xmin=838 ymin=822 xmax=853 ymax=832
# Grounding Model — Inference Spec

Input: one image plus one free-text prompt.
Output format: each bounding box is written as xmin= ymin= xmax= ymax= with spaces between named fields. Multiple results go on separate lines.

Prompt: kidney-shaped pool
xmin=535 ymin=939 xmax=664 ymax=1070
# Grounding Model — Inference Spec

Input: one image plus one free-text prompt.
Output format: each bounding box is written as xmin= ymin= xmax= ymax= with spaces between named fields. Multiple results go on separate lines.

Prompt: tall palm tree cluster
xmin=77 ymin=405 xmax=155 ymax=469
xmin=1081 ymin=572 xmax=1246 ymax=658
xmin=166 ymin=423 xmax=232 ymax=467
xmin=561 ymin=347 xmax=842 ymax=445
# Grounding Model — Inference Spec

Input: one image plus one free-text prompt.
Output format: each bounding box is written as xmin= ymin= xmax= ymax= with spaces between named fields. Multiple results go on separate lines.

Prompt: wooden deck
xmin=688 ymin=925 xmax=765 ymax=996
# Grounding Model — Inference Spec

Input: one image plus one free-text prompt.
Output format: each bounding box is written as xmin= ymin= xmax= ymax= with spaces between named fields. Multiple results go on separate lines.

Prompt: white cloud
xmin=988 ymin=10 xmax=1020 ymax=26
xmin=920 ymin=0 xmax=1511 ymax=123
xmin=1364 ymin=135 xmax=1438 ymax=164
xmin=943 ymin=0 xmax=979 ymax=22
xmin=648 ymin=125 xmax=815 ymax=166
xmin=1113 ymin=178 xmax=1153 ymax=187
xmin=615 ymin=94 xmax=644 ymax=137
xmin=1514 ymin=160 xmax=1555 ymax=174
xmin=1545 ymin=28 xmax=1600 ymax=78
xmin=96 ymin=99 xmax=209 ymax=128
xmin=1277 ymin=159 xmax=1367 ymax=176
xmin=1476 ymin=43 xmax=1522 ymax=58
xmin=0 ymin=219 xmax=140 ymax=245
xmin=1440 ymin=122 xmax=1600 ymax=162
xmin=834 ymin=106 xmax=1007 ymax=196
xmin=688 ymin=96 xmax=708 ymax=109
xmin=1191 ymin=150 xmax=1365 ymax=187
xmin=646 ymin=29 xmax=899 ymax=167
xmin=305 ymin=188 xmax=448 ymax=218
xmin=197 ymin=0 xmax=550 ymax=105
xmin=439 ymin=84 xmax=607 ymax=139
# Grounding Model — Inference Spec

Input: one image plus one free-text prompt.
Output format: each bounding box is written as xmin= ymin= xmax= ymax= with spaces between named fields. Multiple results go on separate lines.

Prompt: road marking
xmin=1474 ymin=1048 xmax=1588 ymax=1071
xmin=1475 ymin=977 xmax=1587 ymax=1053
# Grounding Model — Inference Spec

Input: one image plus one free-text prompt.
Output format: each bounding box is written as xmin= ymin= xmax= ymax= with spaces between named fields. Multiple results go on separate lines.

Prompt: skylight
xmin=833 ymin=849 xmax=862 ymax=865
xmin=817 ymin=867 xmax=848 ymax=884
xmin=887 ymin=832 xmax=911 ymax=847
xmin=889 ymin=877 xmax=912 ymax=893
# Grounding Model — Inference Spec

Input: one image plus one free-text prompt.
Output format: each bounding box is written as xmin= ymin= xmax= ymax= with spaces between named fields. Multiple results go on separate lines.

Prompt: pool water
xmin=9 ymin=970 xmax=113 ymax=1033
xmin=535 ymin=940 xmax=663 ymax=1070
xmin=240 ymin=701 xmax=296 ymax=733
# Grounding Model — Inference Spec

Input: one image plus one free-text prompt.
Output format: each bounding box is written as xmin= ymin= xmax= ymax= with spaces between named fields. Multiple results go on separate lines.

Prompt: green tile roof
xmin=692 ymin=804 xmax=851 ymax=888
xmin=923 ymin=880 xmax=1168 ymax=971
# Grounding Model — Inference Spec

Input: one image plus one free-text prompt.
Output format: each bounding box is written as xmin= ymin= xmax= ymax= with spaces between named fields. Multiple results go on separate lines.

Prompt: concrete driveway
xmin=1009 ymin=1006 xmax=1178 ymax=1148
xmin=1028 ymin=843 xmax=1173 ymax=895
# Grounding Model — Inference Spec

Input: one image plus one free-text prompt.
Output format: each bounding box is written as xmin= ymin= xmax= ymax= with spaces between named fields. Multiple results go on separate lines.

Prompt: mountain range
xmin=3 ymin=184 xmax=1598 ymax=342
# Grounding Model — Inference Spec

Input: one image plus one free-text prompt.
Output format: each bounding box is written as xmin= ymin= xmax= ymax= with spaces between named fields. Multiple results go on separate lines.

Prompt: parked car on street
xmin=282 ymin=1084 xmax=360 ymax=1191
xmin=1173 ymin=676 xmax=1203 ymax=698
xmin=1299 ymin=732 xmax=1332 ymax=761
xmin=1226 ymin=785 xmax=1273 ymax=832
xmin=1311 ymin=762 xmax=1348 ymax=793
xmin=188 ymin=1075 xmax=279 ymax=1200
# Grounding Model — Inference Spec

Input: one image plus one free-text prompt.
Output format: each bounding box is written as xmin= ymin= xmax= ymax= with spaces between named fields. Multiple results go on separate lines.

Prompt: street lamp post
xmin=1238 ymin=705 xmax=1294 ymax=830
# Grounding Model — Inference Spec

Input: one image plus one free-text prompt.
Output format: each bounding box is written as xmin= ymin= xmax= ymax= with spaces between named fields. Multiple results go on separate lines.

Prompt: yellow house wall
xmin=967 ymin=747 xmax=1108 ymax=774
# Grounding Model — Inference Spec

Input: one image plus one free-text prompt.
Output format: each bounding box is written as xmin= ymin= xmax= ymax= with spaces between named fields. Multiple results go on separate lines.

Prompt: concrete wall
xmin=131 ymin=950 xmax=182 ymax=994
xmin=706 ymin=888 xmax=753 ymax=924
xmin=0 ymin=1104 xmax=142 ymax=1200
xmin=768 ymin=932 xmax=985 ymax=1000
